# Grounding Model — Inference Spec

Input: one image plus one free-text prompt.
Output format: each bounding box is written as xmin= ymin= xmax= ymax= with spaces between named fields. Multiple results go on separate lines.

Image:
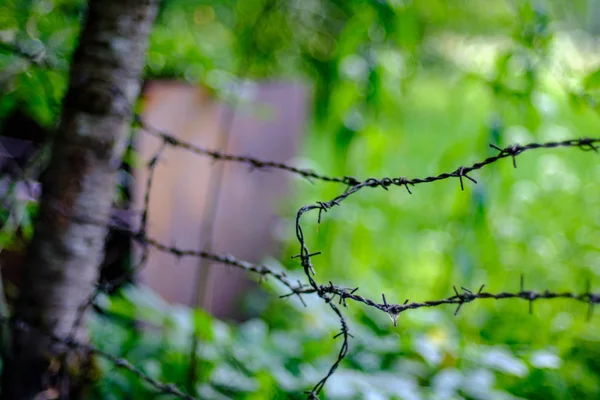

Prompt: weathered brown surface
xmin=1 ymin=0 xmax=158 ymax=398
xmin=137 ymin=81 xmax=308 ymax=319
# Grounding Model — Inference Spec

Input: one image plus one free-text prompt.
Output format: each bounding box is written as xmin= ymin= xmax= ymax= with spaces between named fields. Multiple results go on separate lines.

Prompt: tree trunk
xmin=1 ymin=0 xmax=158 ymax=398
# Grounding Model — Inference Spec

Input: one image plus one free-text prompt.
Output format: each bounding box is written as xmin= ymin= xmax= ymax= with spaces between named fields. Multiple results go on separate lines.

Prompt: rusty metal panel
xmin=136 ymin=81 xmax=308 ymax=319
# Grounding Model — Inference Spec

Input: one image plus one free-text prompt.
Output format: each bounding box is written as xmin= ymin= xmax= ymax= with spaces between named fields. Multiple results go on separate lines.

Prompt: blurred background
xmin=2 ymin=0 xmax=600 ymax=399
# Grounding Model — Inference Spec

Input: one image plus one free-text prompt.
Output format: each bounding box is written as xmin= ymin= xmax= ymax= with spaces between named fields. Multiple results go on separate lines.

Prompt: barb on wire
xmin=134 ymin=115 xmax=356 ymax=186
xmin=65 ymin=216 xmax=308 ymax=310
xmin=141 ymin=235 xmax=306 ymax=306
xmin=285 ymin=279 xmax=600 ymax=321
xmin=306 ymin=302 xmax=350 ymax=399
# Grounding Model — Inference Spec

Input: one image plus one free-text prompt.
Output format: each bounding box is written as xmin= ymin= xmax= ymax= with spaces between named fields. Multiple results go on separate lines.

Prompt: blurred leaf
xmin=583 ymin=68 xmax=600 ymax=90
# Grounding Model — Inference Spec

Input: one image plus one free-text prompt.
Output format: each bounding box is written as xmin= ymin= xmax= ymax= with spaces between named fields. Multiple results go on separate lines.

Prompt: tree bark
xmin=1 ymin=0 xmax=158 ymax=398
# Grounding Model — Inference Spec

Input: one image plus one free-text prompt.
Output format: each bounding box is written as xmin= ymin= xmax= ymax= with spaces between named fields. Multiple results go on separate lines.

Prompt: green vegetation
xmin=2 ymin=0 xmax=600 ymax=398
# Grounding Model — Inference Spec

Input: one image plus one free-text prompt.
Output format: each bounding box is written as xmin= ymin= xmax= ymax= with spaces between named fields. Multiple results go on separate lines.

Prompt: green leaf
xmin=583 ymin=68 xmax=600 ymax=90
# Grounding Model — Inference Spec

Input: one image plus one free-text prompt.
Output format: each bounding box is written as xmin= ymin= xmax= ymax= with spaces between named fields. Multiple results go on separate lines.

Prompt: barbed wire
xmin=51 ymin=121 xmax=600 ymax=399
xmin=6 ymin=276 xmax=600 ymax=400
xmin=133 ymin=116 xmax=356 ymax=186
xmin=3 ymin=30 xmax=600 ymax=400
xmin=293 ymin=136 xmax=600 ymax=398
xmin=92 ymin=123 xmax=600 ymax=399
xmin=298 ymin=281 xmax=600 ymax=399
xmin=287 ymin=277 xmax=600 ymax=323
xmin=3 ymin=116 xmax=600 ymax=398
xmin=293 ymin=137 xmax=600 ymax=283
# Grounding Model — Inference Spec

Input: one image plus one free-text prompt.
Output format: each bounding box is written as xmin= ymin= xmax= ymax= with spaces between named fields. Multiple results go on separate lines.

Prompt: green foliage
xmin=0 ymin=0 xmax=80 ymax=124
xmin=91 ymin=283 xmax=573 ymax=399
xmin=2 ymin=0 xmax=600 ymax=399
